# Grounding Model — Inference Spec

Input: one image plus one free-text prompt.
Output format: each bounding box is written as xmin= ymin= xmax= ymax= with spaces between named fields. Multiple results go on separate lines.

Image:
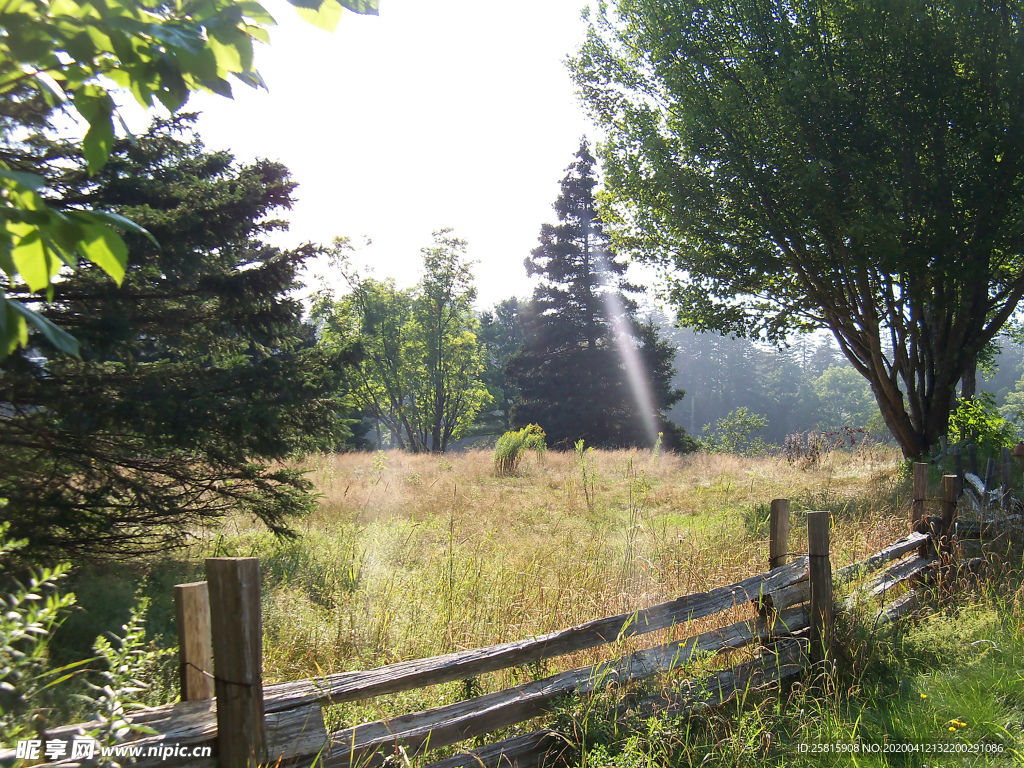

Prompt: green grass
xmin=41 ymin=444 xmax=1024 ymax=766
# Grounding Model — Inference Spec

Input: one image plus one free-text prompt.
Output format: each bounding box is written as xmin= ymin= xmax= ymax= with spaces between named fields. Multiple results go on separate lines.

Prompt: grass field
xmin=52 ymin=443 xmax=1024 ymax=765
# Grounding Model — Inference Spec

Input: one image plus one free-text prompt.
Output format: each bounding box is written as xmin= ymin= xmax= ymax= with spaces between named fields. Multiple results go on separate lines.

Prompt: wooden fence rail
xmin=10 ymin=461 xmax=1022 ymax=768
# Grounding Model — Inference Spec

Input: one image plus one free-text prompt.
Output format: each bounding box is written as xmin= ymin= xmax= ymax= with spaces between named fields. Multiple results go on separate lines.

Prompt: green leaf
xmin=82 ymin=115 xmax=115 ymax=174
xmin=9 ymin=299 xmax=81 ymax=357
xmin=72 ymin=210 xmax=159 ymax=247
xmin=0 ymin=301 xmax=30 ymax=359
xmin=339 ymin=0 xmax=378 ymax=13
xmin=292 ymin=0 xmax=345 ymax=31
xmin=76 ymin=224 xmax=127 ymax=284
xmin=10 ymin=227 xmax=54 ymax=292
xmin=0 ymin=168 xmax=46 ymax=190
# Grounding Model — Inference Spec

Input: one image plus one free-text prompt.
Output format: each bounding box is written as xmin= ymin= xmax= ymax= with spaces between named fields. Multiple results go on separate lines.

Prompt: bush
xmin=700 ymin=407 xmax=770 ymax=455
xmin=493 ymin=424 xmax=547 ymax=477
xmin=949 ymin=393 xmax=1016 ymax=456
xmin=0 ymin=520 xmax=174 ymax=759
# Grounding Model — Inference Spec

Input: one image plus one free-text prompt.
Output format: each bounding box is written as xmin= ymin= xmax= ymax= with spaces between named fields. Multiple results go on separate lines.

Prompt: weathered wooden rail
xmin=10 ymin=462 xmax=1019 ymax=768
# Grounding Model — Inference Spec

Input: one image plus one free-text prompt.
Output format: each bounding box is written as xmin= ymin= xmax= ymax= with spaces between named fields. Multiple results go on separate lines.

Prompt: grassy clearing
xmin=52 ymin=445 xmax=914 ymax=743
xmin=51 ymin=443 xmax=1024 ymax=765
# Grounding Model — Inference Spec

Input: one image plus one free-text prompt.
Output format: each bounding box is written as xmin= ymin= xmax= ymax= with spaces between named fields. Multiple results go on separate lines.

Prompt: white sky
xmin=183 ymin=0 xmax=603 ymax=309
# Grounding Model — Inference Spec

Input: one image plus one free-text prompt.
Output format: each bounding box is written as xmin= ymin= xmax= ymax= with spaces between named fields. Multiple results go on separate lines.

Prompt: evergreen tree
xmin=0 ymin=115 xmax=360 ymax=559
xmin=506 ymin=142 xmax=685 ymax=448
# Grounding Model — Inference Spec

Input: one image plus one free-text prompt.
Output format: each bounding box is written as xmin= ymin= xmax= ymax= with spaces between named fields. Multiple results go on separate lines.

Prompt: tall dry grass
xmin=181 ymin=443 xmax=907 ymax=728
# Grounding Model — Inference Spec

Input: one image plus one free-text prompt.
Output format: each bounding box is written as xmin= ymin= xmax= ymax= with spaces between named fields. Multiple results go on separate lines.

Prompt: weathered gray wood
xmin=865 ymin=555 xmax=932 ymax=598
xmin=938 ymin=435 xmax=948 ymax=457
xmin=833 ymin=531 xmax=930 ymax=582
xmin=424 ymin=641 xmax=807 ymax=768
xmin=207 ymin=558 xmax=266 ymax=768
xmin=954 ymin=446 xmax=964 ymax=494
xmin=423 ymin=730 xmax=565 ymax=768
xmin=24 ymin=703 xmax=326 ymax=768
xmin=323 ymin=608 xmax=809 ymax=768
xmin=807 ymin=512 xmax=833 ymax=665
xmin=912 ymin=463 xmax=928 ymax=526
xmin=874 ymin=590 xmax=920 ymax=626
xmin=968 ymin=443 xmax=979 ymax=476
xmin=769 ymin=498 xmax=791 ymax=569
xmin=175 ymin=582 xmax=214 ymax=702
xmin=764 ymin=576 xmax=810 ymax=614
xmin=263 ymin=558 xmax=809 ymax=713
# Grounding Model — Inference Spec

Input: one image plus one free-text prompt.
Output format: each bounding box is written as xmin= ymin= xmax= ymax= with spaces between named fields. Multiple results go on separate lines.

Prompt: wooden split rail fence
xmin=11 ymin=464 xmax=1020 ymax=768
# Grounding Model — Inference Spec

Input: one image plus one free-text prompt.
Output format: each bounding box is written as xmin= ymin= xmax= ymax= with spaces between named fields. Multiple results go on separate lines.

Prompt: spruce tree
xmin=506 ymin=142 xmax=686 ymax=448
xmin=0 ymin=115 xmax=361 ymax=559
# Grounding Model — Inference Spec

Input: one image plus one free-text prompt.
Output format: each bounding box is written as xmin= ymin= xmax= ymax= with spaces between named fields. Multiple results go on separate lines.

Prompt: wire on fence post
xmin=207 ymin=557 xmax=266 ymax=768
xmin=807 ymin=511 xmax=833 ymax=668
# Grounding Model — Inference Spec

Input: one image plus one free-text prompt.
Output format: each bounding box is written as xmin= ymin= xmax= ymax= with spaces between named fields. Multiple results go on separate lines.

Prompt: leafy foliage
xmin=316 ymin=232 xmax=491 ymax=452
xmin=700 ymin=407 xmax=770 ymax=455
xmin=949 ymin=393 xmax=1016 ymax=455
xmin=0 ymin=116 xmax=361 ymax=559
xmin=506 ymin=142 xmax=686 ymax=449
xmin=0 ymin=523 xmax=175 ymax=759
xmin=0 ymin=0 xmax=378 ymax=359
xmin=574 ymin=0 xmax=1024 ymax=458
xmin=493 ymin=423 xmax=546 ymax=477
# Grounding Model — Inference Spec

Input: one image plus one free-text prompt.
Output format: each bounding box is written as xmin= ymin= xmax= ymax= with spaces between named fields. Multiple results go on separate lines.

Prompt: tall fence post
xmin=911 ymin=463 xmax=928 ymax=530
xmin=1002 ymin=447 xmax=1012 ymax=513
xmin=174 ymin=581 xmax=214 ymax=701
xmin=206 ymin=558 xmax=266 ymax=768
xmin=968 ymin=444 xmax=979 ymax=477
xmin=807 ymin=511 xmax=833 ymax=667
xmin=768 ymin=498 xmax=791 ymax=570
xmin=940 ymin=475 xmax=958 ymax=555
xmin=954 ymin=446 xmax=964 ymax=495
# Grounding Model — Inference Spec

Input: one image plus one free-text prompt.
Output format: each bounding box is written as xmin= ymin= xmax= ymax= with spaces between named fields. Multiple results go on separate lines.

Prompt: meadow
xmin=52 ymin=443 xmax=1024 ymax=766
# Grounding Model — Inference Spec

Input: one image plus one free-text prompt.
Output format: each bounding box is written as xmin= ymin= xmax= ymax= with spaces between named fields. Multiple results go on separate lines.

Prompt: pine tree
xmin=506 ymin=142 xmax=686 ymax=448
xmin=0 ymin=115 xmax=361 ymax=559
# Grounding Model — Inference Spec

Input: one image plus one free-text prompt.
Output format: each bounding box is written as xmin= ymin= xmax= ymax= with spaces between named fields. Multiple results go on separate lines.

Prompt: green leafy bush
xmin=493 ymin=424 xmax=547 ymax=477
xmin=700 ymin=407 xmax=770 ymax=455
xmin=0 ymin=520 xmax=174 ymax=755
xmin=949 ymin=393 xmax=1016 ymax=455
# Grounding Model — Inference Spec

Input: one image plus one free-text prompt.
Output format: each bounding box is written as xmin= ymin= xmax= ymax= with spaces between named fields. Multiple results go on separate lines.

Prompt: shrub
xmin=493 ymin=424 xmax=547 ymax=477
xmin=0 ymin=519 xmax=174 ymax=759
xmin=949 ymin=393 xmax=1016 ymax=456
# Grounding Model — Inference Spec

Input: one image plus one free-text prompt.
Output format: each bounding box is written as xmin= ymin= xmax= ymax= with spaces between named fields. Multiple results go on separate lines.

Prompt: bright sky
xmin=185 ymin=0 xmax=600 ymax=309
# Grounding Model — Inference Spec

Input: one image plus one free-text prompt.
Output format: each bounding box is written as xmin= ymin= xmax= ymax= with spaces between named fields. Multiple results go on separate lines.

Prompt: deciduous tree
xmin=574 ymin=0 xmax=1024 ymax=458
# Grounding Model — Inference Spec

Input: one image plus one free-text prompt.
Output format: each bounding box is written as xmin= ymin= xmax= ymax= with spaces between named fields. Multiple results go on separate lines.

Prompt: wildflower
xmin=920 ymin=693 xmax=928 ymax=699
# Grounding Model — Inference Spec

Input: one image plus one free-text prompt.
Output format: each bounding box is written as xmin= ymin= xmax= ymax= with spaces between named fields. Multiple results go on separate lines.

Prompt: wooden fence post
xmin=206 ymin=558 xmax=266 ymax=768
xmin=911 ymin=463 xmax=928 ymax=529
xmin=968 ymin=444 xmax=979 ymax=477
xmin=984 ymin=458 xmax=997 ymax=504
xmin=174 ymin=582 xmax=214 ymax=701
xmin=807 ymin=511 xmax=833 ymax=666
xmin=954 ymin=446 xmax=964 ymax=495
xmin=768 ymin=499 xmax=791 ymax=570
xmin=940 ymin=475 xmax=958 ymax=554
xmin=1002 ymin=447 xmax=1012 ymax=512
